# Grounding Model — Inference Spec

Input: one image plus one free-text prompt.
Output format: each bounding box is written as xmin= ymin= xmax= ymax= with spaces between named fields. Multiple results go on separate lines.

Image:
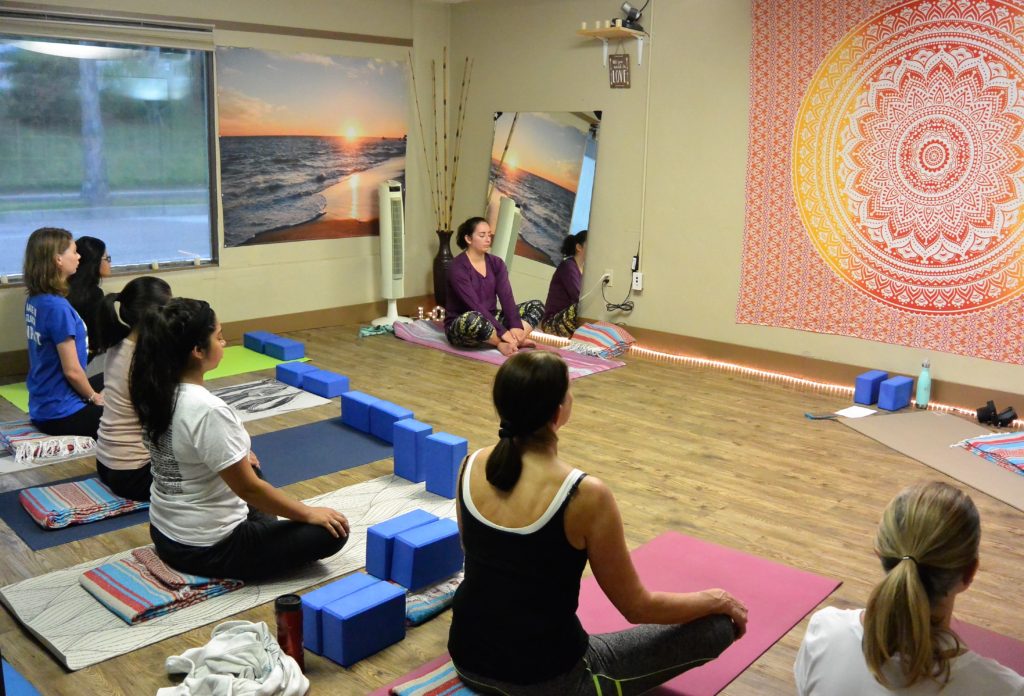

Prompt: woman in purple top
xmin=445 ymin=217 xmax=544 ymax=356
xmin=23 ymin=227 xmax=105 ymax=439
xmin=541 ymin=229 xmax=587 ymax=337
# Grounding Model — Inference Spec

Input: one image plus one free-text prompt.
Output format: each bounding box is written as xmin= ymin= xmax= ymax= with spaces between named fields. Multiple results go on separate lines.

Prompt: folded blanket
xmin=406 ymin=571 xmax=463 ymax=626
xmin=0 ymin=418 xmax=94 ymax=465
xmin=80 ymin=546 xmax=244 ymax=624
xmin=958 ymin=432 xmax=1024 ymax=476
xmin=19 ymin=478 xmax=148 ymax=529
xmin=565 ymin=322 xmax=635 ymax=359
xmin=391 ymin=660 xmax=476 ymax=696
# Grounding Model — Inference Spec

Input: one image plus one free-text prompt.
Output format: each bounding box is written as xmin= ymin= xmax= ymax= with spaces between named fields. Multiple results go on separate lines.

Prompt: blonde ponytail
xmin=862 ymin=481 xmax=979 ymax=688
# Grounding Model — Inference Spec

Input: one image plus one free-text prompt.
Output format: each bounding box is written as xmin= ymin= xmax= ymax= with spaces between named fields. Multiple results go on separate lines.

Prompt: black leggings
xmin=456 ymin=615 xmax=736 ymax=696
xmin=32 ymin=374 xmax=104 ymax=440
xmin=96 ymin=459 xmax=152 ymax=502
xmin=150 ymin=506 xmax=347 ymax=582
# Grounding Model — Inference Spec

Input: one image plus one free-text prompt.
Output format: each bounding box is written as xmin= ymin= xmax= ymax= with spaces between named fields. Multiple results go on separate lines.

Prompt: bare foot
xmin=520 ymin=337 xmax=537 ymax=348
xmin=497 ymin=341 xmax=517 ymax=356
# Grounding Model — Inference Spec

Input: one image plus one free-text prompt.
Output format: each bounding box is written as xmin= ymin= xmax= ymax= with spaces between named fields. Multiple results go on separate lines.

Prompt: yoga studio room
xmin=2 ymin=0 xmax=1024 ymax=694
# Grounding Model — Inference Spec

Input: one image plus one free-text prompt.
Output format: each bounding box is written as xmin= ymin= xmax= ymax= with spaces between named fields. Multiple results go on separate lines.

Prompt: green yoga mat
xmin=0 ymin=382 xmax=30 ymax=413
xmin=0 ymin=347 xmax=306 ymax=413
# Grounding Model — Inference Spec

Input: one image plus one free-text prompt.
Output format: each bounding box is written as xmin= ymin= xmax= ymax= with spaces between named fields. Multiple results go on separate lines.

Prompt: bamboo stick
xmin=430 ymin=59 xmax=444 ymax=229
xmin=407 ymin=51 xmax=441 ymax=229
xmin=449 ymin=56 xmax=472 ymax=227
xmin=442 ymin=47 xmax=451 ymax=230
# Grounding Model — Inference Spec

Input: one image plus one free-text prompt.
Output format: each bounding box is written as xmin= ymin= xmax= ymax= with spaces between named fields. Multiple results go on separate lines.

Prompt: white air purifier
xmin=373 ymin=180 xmax=413 ymax=327
xmin=491 ymin=196 xmax=522 ymax=269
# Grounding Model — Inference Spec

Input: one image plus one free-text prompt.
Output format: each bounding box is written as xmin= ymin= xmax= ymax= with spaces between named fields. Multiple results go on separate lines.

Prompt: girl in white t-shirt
xmin=795 ymin=481 xmax=1024 ymax=695
xmin=130 ymin=298 xmax=349 ymax=581
xmin=93 ymin=276 xmax=172 ymax=501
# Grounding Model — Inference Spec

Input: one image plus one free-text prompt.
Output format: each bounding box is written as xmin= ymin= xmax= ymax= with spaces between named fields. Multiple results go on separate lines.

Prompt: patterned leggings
xmin=540 ymin=303 xmax=580 ymax=338
xmin=455 ymin=615 xmax=736 ymax=696
xmin=446 ymin=299 xmax=545 ymax=347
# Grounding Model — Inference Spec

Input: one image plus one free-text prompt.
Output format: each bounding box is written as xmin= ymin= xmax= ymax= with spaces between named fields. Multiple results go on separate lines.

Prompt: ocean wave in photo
xmin=490 ymin=161 xmax=576 ymax=266
xmin=221 ymin=136 xmax=406 ymax=246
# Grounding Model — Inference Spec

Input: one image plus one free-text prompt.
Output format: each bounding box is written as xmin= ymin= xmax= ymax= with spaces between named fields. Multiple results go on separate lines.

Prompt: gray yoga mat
xmin=839 ymin=410 xmax=1024 ymax=512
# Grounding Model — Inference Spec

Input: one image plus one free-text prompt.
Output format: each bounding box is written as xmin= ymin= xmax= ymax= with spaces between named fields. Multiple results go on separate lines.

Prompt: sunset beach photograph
xmin=216 ymin=47 xmax=408 ymax=247
xmin=486 ymin=111 xmax=594 ymax=266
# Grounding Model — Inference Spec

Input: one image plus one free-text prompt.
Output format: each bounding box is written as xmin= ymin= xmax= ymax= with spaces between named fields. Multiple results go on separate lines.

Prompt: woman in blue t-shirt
xmin=23 ymin=227 xmax=104 ymax=439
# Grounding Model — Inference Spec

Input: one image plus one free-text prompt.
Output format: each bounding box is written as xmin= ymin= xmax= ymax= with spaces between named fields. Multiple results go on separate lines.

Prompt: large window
xmin=0 ymin=34 xmax=215 ymax=279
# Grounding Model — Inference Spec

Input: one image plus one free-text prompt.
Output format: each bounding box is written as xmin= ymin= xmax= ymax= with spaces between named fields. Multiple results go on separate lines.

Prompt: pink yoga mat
xmin=372 ymin=533 xmax=1024 ymax=694
xmin=372 ymin=532 xmax=840 ymax=695
xmin=393 ymin=320 xmax=624 ymax=380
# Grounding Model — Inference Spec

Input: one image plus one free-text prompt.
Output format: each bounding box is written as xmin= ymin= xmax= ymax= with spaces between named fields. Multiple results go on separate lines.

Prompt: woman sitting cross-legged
xmin=67 ymin=235 xmax=111 ymax=364
xmin=130 ymin=298 xmax=349 ymax=581
xmin=795 ymin=481 xmax=1024 ymax=695
xmin=445 ymin=216 xmax=543 ymax=356
xmin=92 ymin=276 xmax=172 ymax=501
xmin=23 ymin=227 xmax=104 ymax=439
xmin=540 ymin=229 xmax=586 ymax=338
xmin=448 ymin=351 xmax=747 ymax=695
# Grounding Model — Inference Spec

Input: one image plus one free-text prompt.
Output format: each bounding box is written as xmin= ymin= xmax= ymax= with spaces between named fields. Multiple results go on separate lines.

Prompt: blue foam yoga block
xmin=276 ymin=362 xmax=318 ymax=387
xmin=3 ymin=659 xmax=42 ymax=696
xmin=263 ymin=335 xmax=305 ymax=361
xmin=302 ymin=370 xmax=350 ymax=398
xmin=369 ymin=401 xmax=414 ymax=443
xmin=391 ymin=518 xmax=464 ymax=590
xmin=366 ymin=509 xmax=438 ymax=580
xmin=423 ymin=432 xmax=468 ymax=499
xmin=878 ymin=375 xmax=914 ymax=411
xmin=854 ymin=370 xmax=888 ymax=405
xmin=300 ymin=572 xmax=378 ymax=655
xmin=322 ymin=581 xmax=406 ymax=666
xmin=341 ymin=391 xmax=381 ymax=432
xmin=393 ymin=419 xmax=433 ymax=482
xmin=243 ymin=330 xmax=277 ymax=352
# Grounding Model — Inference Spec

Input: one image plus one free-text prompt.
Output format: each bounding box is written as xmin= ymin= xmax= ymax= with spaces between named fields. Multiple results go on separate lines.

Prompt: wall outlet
xmin=631 ymin=271 xmax=643 ymax=291
xmin=602 ymin=269 xmax=613 ymax=286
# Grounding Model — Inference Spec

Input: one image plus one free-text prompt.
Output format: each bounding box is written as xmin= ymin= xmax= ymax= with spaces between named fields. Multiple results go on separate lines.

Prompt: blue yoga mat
xmin=0 ymin=418 xmax=392 ymax=551
xmin=3 ymin=659 xmax=41 ymax=695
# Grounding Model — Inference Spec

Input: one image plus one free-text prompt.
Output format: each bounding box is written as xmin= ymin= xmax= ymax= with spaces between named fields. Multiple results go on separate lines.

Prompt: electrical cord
xmin=601 ymin=278 xmax=635 ymax=312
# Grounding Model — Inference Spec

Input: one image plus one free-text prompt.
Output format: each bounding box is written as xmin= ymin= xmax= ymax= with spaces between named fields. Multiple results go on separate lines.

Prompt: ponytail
xmin=130 ymin=298 xmax=215 ymax=444
xmin=486 ymin=352 xmax=569 ymax=491
xmin=560 ymin=229 xmax=587 ymax=257
xmin=862 ymin=482 xmax=979 ymax=688
xmin=96 ymin=276 xmax=172 ymax=353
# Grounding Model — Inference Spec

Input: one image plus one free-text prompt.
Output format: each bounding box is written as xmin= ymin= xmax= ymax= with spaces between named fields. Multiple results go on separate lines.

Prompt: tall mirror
xmin=484 ymin=111 xmax=600 ymax=334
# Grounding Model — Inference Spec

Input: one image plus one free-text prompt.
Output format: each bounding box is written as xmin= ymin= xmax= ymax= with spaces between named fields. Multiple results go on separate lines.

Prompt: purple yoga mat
xmin=393 ymin=320 xmax=624 ymax=380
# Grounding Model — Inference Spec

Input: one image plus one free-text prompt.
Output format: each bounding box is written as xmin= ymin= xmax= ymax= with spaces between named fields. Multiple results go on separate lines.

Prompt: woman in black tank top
xmin=447 ymin=352 xmax=749 ymax=695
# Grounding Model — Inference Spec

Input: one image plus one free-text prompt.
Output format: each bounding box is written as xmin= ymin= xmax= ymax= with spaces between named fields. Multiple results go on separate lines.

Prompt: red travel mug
xmin=275 ymin=594 xmax=305 ymax=672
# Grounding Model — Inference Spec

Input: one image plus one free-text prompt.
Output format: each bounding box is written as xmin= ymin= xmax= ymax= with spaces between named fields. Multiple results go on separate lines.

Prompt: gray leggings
xmin=455 ymin=614 xmax=735 ymax=696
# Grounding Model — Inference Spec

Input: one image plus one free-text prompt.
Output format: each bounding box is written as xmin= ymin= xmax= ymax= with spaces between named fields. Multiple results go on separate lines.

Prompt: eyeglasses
xmin=102 ymin=255 xmax=112 ymax=262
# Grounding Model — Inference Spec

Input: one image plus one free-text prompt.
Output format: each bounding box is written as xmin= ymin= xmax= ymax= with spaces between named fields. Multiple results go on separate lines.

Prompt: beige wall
xmin=5 ymin=0 xmax=1023 ymax=394
xmin=0 ymin=0 xmax=448 ymax=353
xmin=449 ymin=0 xmax=1024 ymax=394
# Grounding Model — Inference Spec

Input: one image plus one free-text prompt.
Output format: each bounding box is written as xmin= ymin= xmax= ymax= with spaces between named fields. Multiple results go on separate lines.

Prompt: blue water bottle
xmin=915 ymin=359 xmax=931 ymax=409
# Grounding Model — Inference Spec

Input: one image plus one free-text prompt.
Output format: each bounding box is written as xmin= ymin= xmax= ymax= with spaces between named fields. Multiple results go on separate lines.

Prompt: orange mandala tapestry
xmin=738 ymin=0 xmax=1024 ymax=363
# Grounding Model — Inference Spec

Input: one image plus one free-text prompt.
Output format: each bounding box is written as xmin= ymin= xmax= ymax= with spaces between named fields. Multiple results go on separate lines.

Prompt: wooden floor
xmin=1 ymin=323 xmax=1022 ymax=695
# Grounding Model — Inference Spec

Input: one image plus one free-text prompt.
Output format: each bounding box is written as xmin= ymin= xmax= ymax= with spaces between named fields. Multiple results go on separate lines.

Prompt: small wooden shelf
xmin=578 ymin=26 xmax=645 ymax=65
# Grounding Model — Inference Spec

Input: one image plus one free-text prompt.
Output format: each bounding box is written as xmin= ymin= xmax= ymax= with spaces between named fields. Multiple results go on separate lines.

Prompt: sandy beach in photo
xmin=241 ymin=155 xmax=405 ymax=245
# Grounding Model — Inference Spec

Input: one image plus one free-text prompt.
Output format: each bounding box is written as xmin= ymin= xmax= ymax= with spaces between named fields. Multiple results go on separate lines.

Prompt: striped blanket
xmin=80 ymin=547 xmax=244 ymax=624
xmin=959 ymin=432 xmax=1024 ymax=476
xmin=0 ymin=418 xmax=94 ymax=465
xmin=565 ymin=321 xmax=636 ymax=359
xmin=19 ymin=478 xmax=148 ymax=529
xmin=390 ymin=660 xmax=475 ymax=696
xmin=406 ymin=572 xmax=462 ymax=626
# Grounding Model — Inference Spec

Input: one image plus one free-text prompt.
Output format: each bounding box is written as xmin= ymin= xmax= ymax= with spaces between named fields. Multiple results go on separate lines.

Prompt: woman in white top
xmin=129 ymin=298 xmax=349 ymax=581
xmin=93 ymin=276 xmax=172 ymax=501
xmin=795 ymin=481 xmax=1024 ymax=695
